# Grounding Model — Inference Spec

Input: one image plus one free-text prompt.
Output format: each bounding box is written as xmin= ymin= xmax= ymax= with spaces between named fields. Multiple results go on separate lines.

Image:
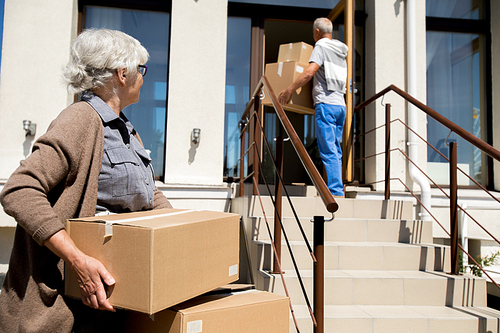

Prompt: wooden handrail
xmin=356 ymin=84 xmax=500 ymax=282
xmin=241 ymin=76 xmax=338 ymax=213
xmin=261 ymin=76 xmax=338 ymax=213
xmin=355 ymin=84 xmax=500 ymax=162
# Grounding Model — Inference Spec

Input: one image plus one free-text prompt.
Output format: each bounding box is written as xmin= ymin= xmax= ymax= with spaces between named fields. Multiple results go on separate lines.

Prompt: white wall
xmin=0 ymin=0 xmax=78 ymax=271
xmin=364 ymin=0 xmax=427 ymax=193
xmin=0 ymin=0 xmax=77 ymax=181
xmin=164 ymin=0 xmax=228 ymax=186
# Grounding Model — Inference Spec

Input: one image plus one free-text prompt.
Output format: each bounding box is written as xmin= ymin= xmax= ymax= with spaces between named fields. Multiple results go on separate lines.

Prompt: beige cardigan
xmin=0 ymin=101 xmax=172 ymax=332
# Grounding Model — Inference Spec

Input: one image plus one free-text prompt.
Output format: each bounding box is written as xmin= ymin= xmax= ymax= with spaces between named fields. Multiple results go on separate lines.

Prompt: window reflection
xmin=224 ymin=17 xmax=251 ymax=179
xmin=85 ymin=6 xmax=170 ymax=178
xmin=426 ymin=0 xmax=483 ymax=20
xmin=426 ymin=31 xmax=484 ymax=185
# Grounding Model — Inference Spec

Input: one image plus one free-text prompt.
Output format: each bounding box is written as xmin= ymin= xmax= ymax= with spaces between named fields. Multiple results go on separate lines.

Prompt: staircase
xmin=231 ymin=189 xmax=500 ymax=333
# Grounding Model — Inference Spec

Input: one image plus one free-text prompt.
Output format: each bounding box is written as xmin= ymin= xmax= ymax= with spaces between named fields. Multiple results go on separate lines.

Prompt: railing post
xmin=253 ymin=96 xmax=261 ymax=195
xmin=272 ymin=134 xmax=284 ymax=274
xmin=313 ymin=215 xmax=324 ymax=333
xmin=239 ymin=120 xmax=246 ymax=197
xmin=385 ymin=103 xmax=391 ymax=200
xmin=450 ymin=141 xmax=459 ymax=275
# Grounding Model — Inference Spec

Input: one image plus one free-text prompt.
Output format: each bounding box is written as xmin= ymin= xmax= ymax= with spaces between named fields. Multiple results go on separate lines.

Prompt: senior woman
xmin=0 ymin=29 xmax=172 ymax=332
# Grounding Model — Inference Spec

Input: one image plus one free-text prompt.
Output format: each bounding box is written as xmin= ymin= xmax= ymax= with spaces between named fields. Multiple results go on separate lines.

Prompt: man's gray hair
xmin=64 ymin=28 xmax=149 ymax=94
xmin=313 ymin=18 xmax=333 ymax=34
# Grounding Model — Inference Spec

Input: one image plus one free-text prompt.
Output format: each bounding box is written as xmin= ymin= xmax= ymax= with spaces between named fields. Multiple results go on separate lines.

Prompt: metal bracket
xmin=350 ymin=79 xmax=358 ymax=94
xmin=444 ymin=130 xmax=454 ymax=147
xmin=310 ymin=213 xmax=335 ymax=223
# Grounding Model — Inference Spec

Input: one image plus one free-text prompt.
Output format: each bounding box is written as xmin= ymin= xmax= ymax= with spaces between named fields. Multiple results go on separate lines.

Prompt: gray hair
xmin=313 ymin=18 xmax=333 ymax=35
xmin=64 ymin=28 xmax=149 ymax=94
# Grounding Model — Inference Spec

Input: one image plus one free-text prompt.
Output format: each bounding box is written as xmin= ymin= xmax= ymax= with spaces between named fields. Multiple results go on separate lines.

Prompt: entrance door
xmin=262 ymin=20 xmax=318 ymax=186
xmin=328 ymin=0 xmax=355 ymax=183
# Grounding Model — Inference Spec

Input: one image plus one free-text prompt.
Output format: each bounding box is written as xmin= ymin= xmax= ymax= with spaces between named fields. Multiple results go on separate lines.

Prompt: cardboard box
xmin=125 ymin=289 xmax=290 ymax=333
xmin=262 ymin=61 xmax=314 ymax=115
xmin=65 ymin=208 xmax=240 ymax=314
xmin=277 ymin=41 xmax=313 ymax=64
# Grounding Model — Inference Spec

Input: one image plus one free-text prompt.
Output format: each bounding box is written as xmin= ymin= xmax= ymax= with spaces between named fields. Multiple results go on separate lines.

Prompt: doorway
xmin=261 ymin=20 xmax=318 ymax=186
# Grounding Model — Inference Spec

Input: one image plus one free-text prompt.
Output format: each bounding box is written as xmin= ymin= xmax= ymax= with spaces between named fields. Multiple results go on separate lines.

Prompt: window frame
xmin=78 ymin=1 xmax=172 ymax=181
xmin=425 ymin=0 xmax=493 ymax=188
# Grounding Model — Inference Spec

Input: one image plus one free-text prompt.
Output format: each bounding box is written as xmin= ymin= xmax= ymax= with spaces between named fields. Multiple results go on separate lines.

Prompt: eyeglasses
xmin=138 ymin=65 xmax=148 ymax=77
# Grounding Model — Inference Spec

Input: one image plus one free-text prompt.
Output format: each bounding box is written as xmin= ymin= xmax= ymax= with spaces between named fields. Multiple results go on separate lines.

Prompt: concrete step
xmin=251 ymin=217 xmax=433 ymax=243
xmin=257 ymin=270 xmax=486 ymax=307
xmin=238 ymin=196 xmax=413 ymax=220
xmin=289 ymin=305 xmax=500 ymax=333
xmin=255 ymin=241 xmax=450 ymax=272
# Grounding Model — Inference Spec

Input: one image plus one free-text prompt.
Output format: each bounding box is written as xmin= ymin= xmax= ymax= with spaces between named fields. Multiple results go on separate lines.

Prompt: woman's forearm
xmin=45 ymin=230 xmax=116 ymax=312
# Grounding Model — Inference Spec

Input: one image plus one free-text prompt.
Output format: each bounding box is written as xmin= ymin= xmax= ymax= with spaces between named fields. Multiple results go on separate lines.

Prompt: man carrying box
xmin=278 ymin=17 xmax=348 ymax=197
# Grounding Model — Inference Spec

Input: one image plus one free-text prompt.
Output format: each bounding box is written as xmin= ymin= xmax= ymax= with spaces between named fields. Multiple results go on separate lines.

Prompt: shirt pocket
xmin=105 ymin=146 xmax=143 ymax=197
xmin=135 ymin=147 xmax=152 ymax=164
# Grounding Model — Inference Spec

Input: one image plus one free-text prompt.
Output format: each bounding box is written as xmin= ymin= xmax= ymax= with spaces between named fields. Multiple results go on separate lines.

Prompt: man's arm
xmin=278 ymin=62 xmax=320 ymax=105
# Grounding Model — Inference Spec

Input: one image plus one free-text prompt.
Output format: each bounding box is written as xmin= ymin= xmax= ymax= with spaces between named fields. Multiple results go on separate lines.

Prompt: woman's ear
xmin=116 ymin=68 xmax=127 ymax=86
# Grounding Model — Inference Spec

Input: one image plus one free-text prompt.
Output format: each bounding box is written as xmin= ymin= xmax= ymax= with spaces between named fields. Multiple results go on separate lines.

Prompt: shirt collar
xmin=81 ymin=91 xmax=120 ymax=124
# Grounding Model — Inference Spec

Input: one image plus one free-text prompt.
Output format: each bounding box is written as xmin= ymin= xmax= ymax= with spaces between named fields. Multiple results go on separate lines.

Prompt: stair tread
xmin=254 ymin=239 xmax=446 ymax=248
xmin=250 ymin=216 xmax=408 ymax=221
xmin=264 ymin=269 xmax=480 ymax=280
xmin=290 ymin=304 xmax=500 ymax=319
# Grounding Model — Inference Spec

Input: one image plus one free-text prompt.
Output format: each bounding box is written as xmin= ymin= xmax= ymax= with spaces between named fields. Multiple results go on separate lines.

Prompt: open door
xmin=328 ymin=0 xmax=355 ymax=183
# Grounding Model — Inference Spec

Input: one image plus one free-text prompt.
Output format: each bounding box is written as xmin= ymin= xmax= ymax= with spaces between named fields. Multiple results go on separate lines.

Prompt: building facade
xmin=0 ymin=0 xmax=500 ymax=280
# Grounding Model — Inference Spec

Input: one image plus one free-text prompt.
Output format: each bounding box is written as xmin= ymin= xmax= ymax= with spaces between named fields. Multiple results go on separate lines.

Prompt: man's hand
xmin=278 ymin=88 xmax=292 ymax=106
xmin=278 ymin=62 xmax=319 ymax=106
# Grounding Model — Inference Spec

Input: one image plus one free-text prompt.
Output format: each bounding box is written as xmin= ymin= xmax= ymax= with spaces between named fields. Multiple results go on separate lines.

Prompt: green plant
xmin=468 ymin=250 xmax=500 ymax=277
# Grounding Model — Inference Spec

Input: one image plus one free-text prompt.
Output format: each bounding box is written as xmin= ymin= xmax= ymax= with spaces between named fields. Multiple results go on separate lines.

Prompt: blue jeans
xmin=315 ymin=103 xmax=346 ymax=196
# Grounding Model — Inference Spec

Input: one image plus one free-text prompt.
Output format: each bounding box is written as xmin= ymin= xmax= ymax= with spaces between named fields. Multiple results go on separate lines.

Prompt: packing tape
xmin=229 ymin=264 xmax=238 ymax=277
xmin=296 ymin=65 xmax=304 ymax=74
xmin=288 ymin=43 xmax=292 ymax=49
xmin=277 ymin=62 xmax=283 ymax=77
xmin=103 ymin=209 xmax=198 ymax=239
xmin=187 ymin=320 xmax=203 ymax=333
xmin=302 ymin=44 xmax=307 ymax=49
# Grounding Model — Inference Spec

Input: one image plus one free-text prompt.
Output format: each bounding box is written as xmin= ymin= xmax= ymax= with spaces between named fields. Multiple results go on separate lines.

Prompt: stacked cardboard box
xmin=262 ymin=41 xmax=315 ymax=115
xmin=64 ymin=208 xmax=289 ymax=331
xmin=277 ymin=41 xmax=313 ymax=64
xmin=125 ymin=287 xmax=289 ymax=333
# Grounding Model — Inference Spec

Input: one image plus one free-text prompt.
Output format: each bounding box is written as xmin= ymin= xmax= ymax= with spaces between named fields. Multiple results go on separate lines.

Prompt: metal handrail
xmin=239 ymin=76 xmax=336 ymax=333
xmin=355 ymin=85 xmax=500 ymax=286
xmin=242 ymin=76 xmax=338 ymax=213
xmin=354 ymin=84 xmax=500 ymax=161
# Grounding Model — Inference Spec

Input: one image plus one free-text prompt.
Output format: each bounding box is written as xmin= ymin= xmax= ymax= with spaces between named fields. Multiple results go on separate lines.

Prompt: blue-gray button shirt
xmin=81 ymin=91 xmax=155 ymax=213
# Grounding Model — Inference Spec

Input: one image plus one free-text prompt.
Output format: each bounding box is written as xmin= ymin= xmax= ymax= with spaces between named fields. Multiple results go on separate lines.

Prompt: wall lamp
xmin=191 ymin=128 xmax=201 ymax=144
xmin=23 ymin=120 xmax=36 ymax=137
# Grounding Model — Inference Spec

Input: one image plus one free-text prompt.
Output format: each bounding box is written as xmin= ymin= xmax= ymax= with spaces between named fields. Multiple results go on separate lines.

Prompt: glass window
xmin=228 ymin=0 xmax=339 ymax=9
xmin=224 ymin=17 xmax=251 ymax=179
xmin=426 ymin=31 xmax=485 ymax=185
xmin=426 ymin=0 xmax=483 ymax=19
xmin=85 ymin=6 xmax=170 ymax=178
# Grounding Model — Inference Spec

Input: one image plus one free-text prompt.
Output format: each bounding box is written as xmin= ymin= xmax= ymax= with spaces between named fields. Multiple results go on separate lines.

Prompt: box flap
xmin=172 ymin=290 xmax=288 ymax=314
xmin=69 ymin=209 xmax=239 ymax=238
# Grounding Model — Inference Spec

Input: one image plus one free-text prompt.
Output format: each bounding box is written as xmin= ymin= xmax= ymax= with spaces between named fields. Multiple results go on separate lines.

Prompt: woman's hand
xmin=71 ymin=254 xmax=116 ymax=312
xmin=44 ymin=229 xmax=116 ymax=312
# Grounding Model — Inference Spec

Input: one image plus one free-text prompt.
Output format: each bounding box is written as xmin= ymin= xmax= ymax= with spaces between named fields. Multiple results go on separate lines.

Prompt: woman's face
xmin=125 ymin=68 xmax=144 ymax=105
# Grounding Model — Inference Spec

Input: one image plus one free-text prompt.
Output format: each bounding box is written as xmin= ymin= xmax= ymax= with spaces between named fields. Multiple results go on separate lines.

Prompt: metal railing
xmin=239 ymin=76 xmax=337 ymax=333
xmin=238 ymin=80 xmax=500 ymax=332
xmin=354 ymin=84 xmax=500 ymax=289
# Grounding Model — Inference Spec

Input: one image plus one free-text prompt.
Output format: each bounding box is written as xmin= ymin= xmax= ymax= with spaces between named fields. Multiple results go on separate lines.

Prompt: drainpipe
xmin=406 ymin=0 xmax=431 ymax=221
